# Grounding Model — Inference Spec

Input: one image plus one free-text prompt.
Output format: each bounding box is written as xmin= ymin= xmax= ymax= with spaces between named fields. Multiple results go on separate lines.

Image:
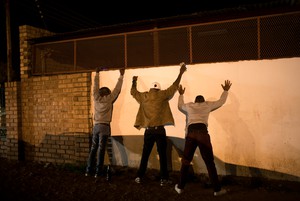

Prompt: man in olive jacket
xmin=131 ymin=63 xmax=187 ymax=186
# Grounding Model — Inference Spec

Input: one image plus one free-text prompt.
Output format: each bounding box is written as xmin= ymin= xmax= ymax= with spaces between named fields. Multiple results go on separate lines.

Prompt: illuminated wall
xmin=93 ymin=58 xmax=300 ymax=181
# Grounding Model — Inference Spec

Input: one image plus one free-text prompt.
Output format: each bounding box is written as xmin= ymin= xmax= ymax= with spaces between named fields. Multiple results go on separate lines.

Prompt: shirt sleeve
xmin=178 ymin=95 xmax=187 ymax=113
xmin=93 ymin=72 xmax=100 ymax=100
xmin=209 ymin=91 xmax=228 ymax=111
xmin=108 ymin=75 xmax=124 ymax=101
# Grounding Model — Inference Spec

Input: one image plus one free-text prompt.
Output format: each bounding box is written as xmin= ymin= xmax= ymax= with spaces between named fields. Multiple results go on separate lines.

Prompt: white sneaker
xmin=135 ymin=177 xmax=141 ymax=184
xmin=214 ymin=189 xmax=227 ymax=196
xmin=175 ymin=184 xmax=183 ymax=194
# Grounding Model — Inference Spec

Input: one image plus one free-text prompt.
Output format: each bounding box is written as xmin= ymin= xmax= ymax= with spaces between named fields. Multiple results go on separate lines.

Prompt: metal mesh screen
xmin=158 ymin=28 xmax=190 ymax=66
xmin=192 ymin=19 xmax=258 ymax=63
xmin=76 ymin=36 xmax=125 ymax=70
xmin=32 ymin=12 xmax=300 ymax=75
xmin=127 ymin=32 xmax=154 ymax=68
xmin=260 ymin=12 xmax=300 ymax=59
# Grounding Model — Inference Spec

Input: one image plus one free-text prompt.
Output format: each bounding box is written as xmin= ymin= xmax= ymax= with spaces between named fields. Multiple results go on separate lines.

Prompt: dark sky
xmin=1 ymin=0 xmax=299 ymax=81
xmin=10 ymin=0 xmax=271 ymax=33
xmin=1 ymin=0 xmax=258 ymax=60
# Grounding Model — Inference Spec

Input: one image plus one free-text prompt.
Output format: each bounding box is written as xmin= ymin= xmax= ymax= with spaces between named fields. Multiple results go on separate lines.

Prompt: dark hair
xmin=195 ymin=95 xmax=205 ymax=103
xmin=99 ymin=87 xmax=111 ymax=96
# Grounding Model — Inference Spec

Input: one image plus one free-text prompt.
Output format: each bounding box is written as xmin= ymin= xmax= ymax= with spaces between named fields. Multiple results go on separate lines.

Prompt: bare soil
xmin=1 ymin=157 xmax=300 ymax=201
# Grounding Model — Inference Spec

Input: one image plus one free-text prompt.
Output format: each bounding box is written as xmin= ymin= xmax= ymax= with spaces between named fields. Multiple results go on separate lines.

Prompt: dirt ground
xmin=0 ymin=157 xmax=300 ymax=201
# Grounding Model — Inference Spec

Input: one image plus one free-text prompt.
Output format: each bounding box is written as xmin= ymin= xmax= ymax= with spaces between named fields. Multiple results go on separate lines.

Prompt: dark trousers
xmin=178 ymin=123 xmax=221 ymax=192
xmin=137 ymin=126 xmax=169 ymax=180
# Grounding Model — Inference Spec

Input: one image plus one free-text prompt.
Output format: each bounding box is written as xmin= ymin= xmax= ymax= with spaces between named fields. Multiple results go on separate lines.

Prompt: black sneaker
xmin=160 ymin=179 xmax=172 ymax=186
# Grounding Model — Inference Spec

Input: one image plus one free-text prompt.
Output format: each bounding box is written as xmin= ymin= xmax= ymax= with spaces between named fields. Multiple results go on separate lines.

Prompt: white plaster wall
xmin=92 ymin=58 xmax=300 ymax=181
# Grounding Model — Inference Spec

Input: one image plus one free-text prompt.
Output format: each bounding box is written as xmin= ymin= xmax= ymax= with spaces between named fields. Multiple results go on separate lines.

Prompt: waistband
xmin=146 ymin=126 xmax=164 ymax=130
xmin=96 ymin=123 xmax=110 ymax=126
xmin=188 ymin=123 xmax=207 ymax=130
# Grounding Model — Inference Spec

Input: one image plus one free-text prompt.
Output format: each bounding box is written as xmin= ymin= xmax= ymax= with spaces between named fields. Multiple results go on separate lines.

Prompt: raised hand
xmin=132 ymin=76 xmax=138 ymax=82
xmin=178 ymin=84 xmax=186 ymax=95
xmin=119 ymin=68 xmax=125 ymax=76
xmin=96 ymin=67 xmax=101 ymax=73
xmin=221 ymin=80 xmax=232 ymax=91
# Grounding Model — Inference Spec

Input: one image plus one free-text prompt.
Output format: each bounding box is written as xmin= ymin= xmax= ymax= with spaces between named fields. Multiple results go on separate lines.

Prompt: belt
xmin=98 ymin=123 xmax=110 ymax=126
xmin=146 ymin=126 xmax=164 ymax=130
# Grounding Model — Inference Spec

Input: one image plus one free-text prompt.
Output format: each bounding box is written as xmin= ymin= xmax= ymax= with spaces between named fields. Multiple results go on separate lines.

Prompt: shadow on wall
xmin=109 ymin=135 xmax=300 ymax=182
xmin=19 ymin=132 xmax=91 ymax=164
xmin=17 ymin=133 xmax=300 ymax=182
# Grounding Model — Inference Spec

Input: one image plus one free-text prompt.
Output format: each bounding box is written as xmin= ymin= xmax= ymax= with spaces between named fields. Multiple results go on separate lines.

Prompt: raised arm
xmin=209 ymin=80 xmax=232 ymax=111
xmin=131 ymin=76 xmax=138 ymax=89
xmin=131 ymin=76 xmax=142 ymax=102
xmin=177 ymin=85 xmax=187 ymax=113
xmin=173 ymin=62 xmax=187 ymax=87
xmin=93 ymin=67 xmax=102 ymax=99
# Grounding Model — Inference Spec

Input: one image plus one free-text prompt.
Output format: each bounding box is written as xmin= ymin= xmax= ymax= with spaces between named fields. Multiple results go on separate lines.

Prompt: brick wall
xmin=20 ymin=73 xmax=92 ymax=164
xmin=1 ymin=25 xmax=93 ymax=165
xmin=4 ymin=82 xmax=21 ymax=160
xmin=19 ymin=25 xmax=53 ymax=79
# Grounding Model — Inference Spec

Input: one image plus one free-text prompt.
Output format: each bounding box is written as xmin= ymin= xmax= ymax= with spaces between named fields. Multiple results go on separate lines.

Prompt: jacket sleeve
xmin=163 ymin=84 xmax=178 ymax=100
xmin=130 ymin=80 xmax=142 ymax=103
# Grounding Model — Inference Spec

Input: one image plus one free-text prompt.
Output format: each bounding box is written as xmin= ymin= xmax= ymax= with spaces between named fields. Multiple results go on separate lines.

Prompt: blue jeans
xmin=137 ymin=126 xmax=169 ymax=180
xmin=86 ymin=123 xmax=110 ymax=174
xmin=178 ymin=123 xmax=221 ymax=192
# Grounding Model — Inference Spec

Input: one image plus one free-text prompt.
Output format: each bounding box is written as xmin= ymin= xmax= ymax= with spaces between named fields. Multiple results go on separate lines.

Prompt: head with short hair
xmin=195 ymin=95 xmax=205 ymax=103
xmin=99 ymin=87 xmax=111 ymax=96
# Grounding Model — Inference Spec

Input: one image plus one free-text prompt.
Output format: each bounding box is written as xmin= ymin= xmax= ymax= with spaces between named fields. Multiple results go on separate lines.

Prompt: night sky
xmin=0 ymin=0 xmax=298 ymax=81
